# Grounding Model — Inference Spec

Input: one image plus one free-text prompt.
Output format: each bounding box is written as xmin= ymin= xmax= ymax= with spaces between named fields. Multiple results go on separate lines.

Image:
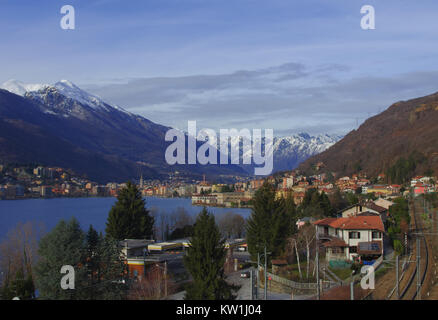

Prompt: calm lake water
xmin=0 ymin=197 xmax=252 ymax=240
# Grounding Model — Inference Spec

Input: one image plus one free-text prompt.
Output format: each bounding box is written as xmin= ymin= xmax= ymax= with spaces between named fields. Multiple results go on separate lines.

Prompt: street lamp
xmin=251 ymin=245 xmax=271 ymax=300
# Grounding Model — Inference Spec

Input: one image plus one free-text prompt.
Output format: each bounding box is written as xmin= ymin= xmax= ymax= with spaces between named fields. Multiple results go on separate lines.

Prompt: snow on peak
xmin=1 ymin=79 xmax=49 ymax=97
xmin=53 ymin=79 xmax=110 ymax=110
xmin=1 ymin=79 xmax=131 ymax=114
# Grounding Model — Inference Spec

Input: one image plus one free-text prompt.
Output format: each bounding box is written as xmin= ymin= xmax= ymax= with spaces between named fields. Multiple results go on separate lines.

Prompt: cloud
xmin=84 ymin=63 xmax=438 ymax=136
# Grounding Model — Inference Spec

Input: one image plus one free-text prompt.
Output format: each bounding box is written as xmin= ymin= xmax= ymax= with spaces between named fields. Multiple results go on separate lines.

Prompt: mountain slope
xmin=0 ymin=89 xmax=147 ymax=182
xmin=0 ymin=80 xmax=247 ymax=182
xmin=299 ymin=91 xmax=438 ymax=178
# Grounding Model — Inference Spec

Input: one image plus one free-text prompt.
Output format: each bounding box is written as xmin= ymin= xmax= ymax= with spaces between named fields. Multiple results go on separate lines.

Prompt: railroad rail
xmin=399 ymin=198 xmax=429 ymax=300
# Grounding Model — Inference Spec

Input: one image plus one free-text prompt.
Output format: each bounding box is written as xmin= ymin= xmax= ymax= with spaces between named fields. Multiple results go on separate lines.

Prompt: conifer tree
xmin=35 ymin=219 xmax=128 ymax=300
xmin=34 ymin=218 xmax=88 ymax=300
xmin=183 ymin=207 xmax=237 ymax=300
xmin=246 ymin=183 xmax=292 ymax=262
xmin=106 ymin=182 xmax=154 ymax=240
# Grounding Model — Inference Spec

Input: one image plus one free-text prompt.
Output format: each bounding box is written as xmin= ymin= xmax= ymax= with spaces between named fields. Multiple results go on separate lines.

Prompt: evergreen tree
xmin=106 ymin=182 xmax=154 ymax=240
xmin=246 ymin=183 xmax=292 ymax=262
xmin=183 ymin=207 xmax=237 ymax=300
xmin=34 ymin=218 xmax=88 ymax=300
xmin=35 ymin=219 xmax=128 ymax=300
xmin=298 ymin=188 xmax=335 ymax=218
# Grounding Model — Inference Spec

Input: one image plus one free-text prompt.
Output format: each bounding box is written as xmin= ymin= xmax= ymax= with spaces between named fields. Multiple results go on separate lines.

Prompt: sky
xmin=1 ymin=0 xmax=438 ymax=135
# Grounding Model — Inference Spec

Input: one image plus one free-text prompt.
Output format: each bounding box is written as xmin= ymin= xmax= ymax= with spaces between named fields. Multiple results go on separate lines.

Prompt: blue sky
xmin=1 ymin=0 xmax=438 ymax=135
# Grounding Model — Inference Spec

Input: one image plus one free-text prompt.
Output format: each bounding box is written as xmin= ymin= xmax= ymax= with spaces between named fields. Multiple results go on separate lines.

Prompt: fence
xmin=372 ymin=255 xmax=384 ymax=270
xmin=264 ymin=270 xmax=336 ymax=290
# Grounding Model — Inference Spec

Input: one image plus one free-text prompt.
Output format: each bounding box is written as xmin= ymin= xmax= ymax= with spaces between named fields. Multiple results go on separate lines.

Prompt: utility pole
xmin=396 ymin=255 xmax=399 ymax=299
xmin=350 ymin=281 xmax=354 ymax=300
xmin=315 ymin=225 xmax=320 ymax=300
xmin=250 ymin=268 xmax=254 ymax=300
xmin=257 ymin=252 xmax=260 ymax=299
xmin=164 ymin=260 xmax=168 ymax=297
xmin=416 ymin=237 xmax=421 ymax=300
xmin=264 ymin=246 xmax=267 ymax=300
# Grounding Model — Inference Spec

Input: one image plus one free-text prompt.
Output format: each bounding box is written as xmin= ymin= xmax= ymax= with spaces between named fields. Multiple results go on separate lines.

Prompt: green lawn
xmin=328 ymin=266 xmax=353 ymax=280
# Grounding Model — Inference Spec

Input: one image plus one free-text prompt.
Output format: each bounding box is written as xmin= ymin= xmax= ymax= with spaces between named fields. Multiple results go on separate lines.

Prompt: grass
xmin=328 ymin=266 xmax=353 ymax=280
xmin=277 ymin=263 xmax=317 ymax=282
xmin=374 ymin=265 xmax=390 ymax=279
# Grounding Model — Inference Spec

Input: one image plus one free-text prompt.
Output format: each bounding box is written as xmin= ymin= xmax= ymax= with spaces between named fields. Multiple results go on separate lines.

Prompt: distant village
xmin=0 ymin=162 xmax=436 ymax=205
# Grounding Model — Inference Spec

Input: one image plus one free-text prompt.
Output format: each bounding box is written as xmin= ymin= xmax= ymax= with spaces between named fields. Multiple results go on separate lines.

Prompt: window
xmin=372 ymin=231 xmax=382 ymax=239
xmin=349 ymin=231 xmax=361 ymax=239
xmin=349 ymin=246 xmax=357 ymax=253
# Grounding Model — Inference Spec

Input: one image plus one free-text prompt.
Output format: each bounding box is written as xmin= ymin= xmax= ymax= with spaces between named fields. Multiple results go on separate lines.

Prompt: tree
xmin=35 ymin=218 xmax=88 ymax=300
xmin=0 ymin=221 xmax=43 ymax=299
xmin=35 ymin=219 xmax=128 ymax=300
xmin=217 ymin=212 xmax=246 ymax=239
xmin=183 ymin=207 xmax=237 ymax=300
xmin=106 ymin=182 xmax=154 ymax=240
xmin=246 ymin=183 xmax=293 ymax=262
xmin=294 ymin=224 xmax=316 ymax=279
xmin=298 ymin=188 xmax=335 ymax=218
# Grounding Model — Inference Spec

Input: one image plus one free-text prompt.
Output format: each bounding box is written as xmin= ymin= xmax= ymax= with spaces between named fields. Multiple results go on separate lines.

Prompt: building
xmin=119 ymin=239 xmax=155 ymax=279
xmin=339 ymin=201 xmax=388 ymax=222
xmin=296 ymin=217 xmax=315 ymax=229
xmin=314 ymin=215 xmax=385 ymax=262
xmin=191 ymin=194 xmax=217 ymax=205
xmin=374 ymin=198 xmax=394 ymax=210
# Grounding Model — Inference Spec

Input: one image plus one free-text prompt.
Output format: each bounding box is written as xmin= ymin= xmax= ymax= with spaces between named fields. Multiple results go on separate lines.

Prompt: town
xmin=1 ymin=162 xmax=436 ymax=207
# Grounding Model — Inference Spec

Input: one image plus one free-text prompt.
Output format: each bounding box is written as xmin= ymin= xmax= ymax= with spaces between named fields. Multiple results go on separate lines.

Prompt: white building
xmin=314 ymin=215 xmax=385 ymax=262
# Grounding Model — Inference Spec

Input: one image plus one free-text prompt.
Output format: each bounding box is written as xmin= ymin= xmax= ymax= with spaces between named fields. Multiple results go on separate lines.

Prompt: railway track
xmin=399 ymin=198 xmax=429 ymax=300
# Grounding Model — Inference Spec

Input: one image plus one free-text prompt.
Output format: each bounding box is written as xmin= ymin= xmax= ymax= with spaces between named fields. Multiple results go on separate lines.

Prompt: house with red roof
xmin=314 ymin=215 xmax=385 ymax=262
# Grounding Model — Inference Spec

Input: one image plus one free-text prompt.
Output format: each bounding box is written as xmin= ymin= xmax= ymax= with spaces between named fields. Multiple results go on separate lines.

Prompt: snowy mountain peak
xmin=52 ymin=79 xmax=110 ymax=110
xmin=1 ymin=79 xmax=131 ymax=115
xmin=1 ymin=79 xmax=49 ymax=97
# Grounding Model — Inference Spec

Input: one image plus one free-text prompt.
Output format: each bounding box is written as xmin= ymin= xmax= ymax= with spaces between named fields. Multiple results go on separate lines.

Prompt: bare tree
xmin=0 ymin=221 xmax=45 ymax=287
xmin=296 ymin=223 xmax=316 ymax=279
xmin=171 ymin=207 xmax=193 ymax=230
xmin=217 ymin=212 xmax=246 ymax=239
xmin=128 ymin=265 xmax=176 ymax=300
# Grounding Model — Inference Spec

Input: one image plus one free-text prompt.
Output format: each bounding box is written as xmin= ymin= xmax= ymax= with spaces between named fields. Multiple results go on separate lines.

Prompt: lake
xmin=0 ymin=197 xmax=252 ymax=240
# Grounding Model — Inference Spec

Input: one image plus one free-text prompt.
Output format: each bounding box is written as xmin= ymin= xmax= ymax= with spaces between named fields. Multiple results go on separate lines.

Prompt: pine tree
xmin=183 ymin=207 xmax=237 ymax=300
xmin=105 ymin=182 xmax=154 ymax=240
xmin=35 ymin=219 xmax=128 ymax=300
xmin=34 ymin=218 xmax=88 ymax=300
xmin=246 ymin=183 xmax=292 ymax=262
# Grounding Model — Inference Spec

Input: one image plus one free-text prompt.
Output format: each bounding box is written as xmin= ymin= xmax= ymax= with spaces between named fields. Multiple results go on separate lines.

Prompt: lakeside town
xmin=1 ymin=162 xmax=436 ymax=207
xmin=3 ymin=157 xmax=438 ymax=301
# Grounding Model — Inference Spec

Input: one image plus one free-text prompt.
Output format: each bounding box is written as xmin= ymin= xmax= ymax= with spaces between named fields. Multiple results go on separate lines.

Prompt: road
xmin=226 ymin=267 xmax=312 ymax=300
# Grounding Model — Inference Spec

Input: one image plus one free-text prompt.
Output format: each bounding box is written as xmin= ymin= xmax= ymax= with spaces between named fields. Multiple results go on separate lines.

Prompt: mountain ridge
xmin=298 ymin=90 xmax=438 ymax=179
xmin=0 ymin=79 xmax=340 ymax=182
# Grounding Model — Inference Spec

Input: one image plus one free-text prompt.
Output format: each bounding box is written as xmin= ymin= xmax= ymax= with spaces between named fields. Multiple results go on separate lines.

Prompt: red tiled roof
xmin=314 ymin=216 xmax=384 ymax=232
xmin=365 ymin=202 xmax=387 ymax=213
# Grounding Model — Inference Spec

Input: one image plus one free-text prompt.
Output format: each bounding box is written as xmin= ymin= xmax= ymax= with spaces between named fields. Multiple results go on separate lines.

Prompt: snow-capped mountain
xmin=271 ymin=133 xmax=341 ymax=172
xmin=0 ymin=79 xmax=247 ymax=182
xmin=1 ymin=79 xmax=130 ymax=119
xmin=238 ymin=132 xmax=341 ymax=174
xmin=1 ymin=79 xmax=49 ymax=96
